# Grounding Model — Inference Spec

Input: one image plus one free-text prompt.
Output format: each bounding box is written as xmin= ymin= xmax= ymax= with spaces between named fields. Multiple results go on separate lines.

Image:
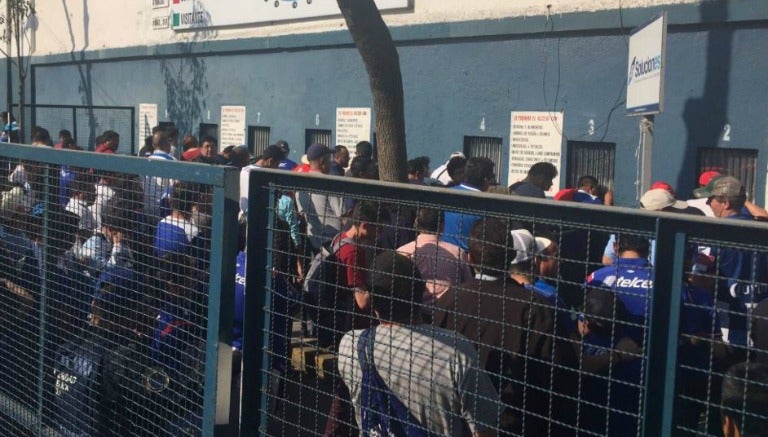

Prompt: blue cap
xmin=306 ymin=143 xmax=331 ymax=161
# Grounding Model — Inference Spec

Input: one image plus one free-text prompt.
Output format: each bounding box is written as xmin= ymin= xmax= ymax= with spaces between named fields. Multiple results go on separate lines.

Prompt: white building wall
xmin=32 ymin=0 xmax=700 ymax=56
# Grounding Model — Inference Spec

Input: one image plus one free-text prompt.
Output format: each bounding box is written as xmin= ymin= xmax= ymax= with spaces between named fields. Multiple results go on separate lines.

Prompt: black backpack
xmin=302 ymin=236 xmax=354 ymax=302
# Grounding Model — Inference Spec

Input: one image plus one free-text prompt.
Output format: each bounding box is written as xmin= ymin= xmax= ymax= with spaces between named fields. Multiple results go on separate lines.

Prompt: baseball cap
xmin=262 ymin=144 xmax=286 ymax=161
xmin=650 ymin=181 xmax=675 ymax=195
xmin=640 ymin=189 xmax=688 ymax=211
xmin=698 ymin=170 xmax=722 ymax=187
xmin=306 ymin=143 xmax=332 ymax=161
xmin=510 ymin=228 xmax=535 ymax=265
xmin=449 ymin=151 xmax=465 ymax=159
xmin=534 ymin=237 xmax=554 ymax=254
xmin=275 ymin=140 xmax=290 ymax=154
xmin=694 ymin=176 xmax=744 ymax=199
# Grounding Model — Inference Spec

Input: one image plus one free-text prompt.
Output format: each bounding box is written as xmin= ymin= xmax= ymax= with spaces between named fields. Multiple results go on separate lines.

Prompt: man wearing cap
xmin=328 ymin=145 xmax=350 ymax=176
xmin=238 ymin=144 xmax=283 ymax=213
xmin=295 ymin=143 xmax=344 ymax=252
xmin=337 ymin=251 xmax=499 ymax=436
xmin=275 ymin=140 xmax=297 ymax=171
xmin=690 ymin=172 xmax=768 ymax=219
xmin=696 ymin=176 xmax=768 ymax=345
xmin=430 ymin=151 xmax=466 ymax=186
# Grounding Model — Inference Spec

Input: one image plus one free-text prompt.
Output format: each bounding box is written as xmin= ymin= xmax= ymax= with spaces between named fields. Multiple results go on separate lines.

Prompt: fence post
xmin=72 ymin=107 xmax=77 ymax=147
xmin=642 ymin=218 xmax=687 ymax=437
xmin=130 ymin=107 xmax=136 ymax=155
xmin=241 ymin=170 xmax=276 ymax=435
xmin=202 ymin=167 xmax=240 ymax=436
xmin=34 ymin=163 xmax=52 ymax=434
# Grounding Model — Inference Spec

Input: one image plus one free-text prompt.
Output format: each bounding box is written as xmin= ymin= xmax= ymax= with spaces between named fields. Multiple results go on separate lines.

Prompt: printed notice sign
xmin=335 ymin=107 xmax=371 ymax=149
xmin=138 ymin=104 xmax=158 ymax=144
xmin=626 ymin=13 xmax=667 ymax=115
xmin=220 ymin=105 xmax=246 ymax=147
xmin=152 ymin=0 xmax=169 ymax=8
xmin=152 ymin=15 xmax=170 ymax=29
xmin=508 ymin=111 xmax=564 ymax=192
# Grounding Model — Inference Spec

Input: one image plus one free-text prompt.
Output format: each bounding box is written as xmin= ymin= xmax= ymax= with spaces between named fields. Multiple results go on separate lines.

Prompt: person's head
xmin=58 ymin=129 xmax=72 ymax=143
xmin=256 ymin=145 xmax=284 ymax=169
xmin=577 ymin=175 xmax=599 ymax=196
xmin=169 ymin=181 xmax=200 ymax=216
xmin=70 ymin=173 xmax=96 ymax=203
xmin=698 ymin=170 xmax=722 ymax=189
xmin=578 ymin=288 xmax=624 ymax=338
xmin=508 ymin=227 xmax=535 ymax=277
xmin=367 ymin=251 xmax=426 ymax=324
xmin=534 ymin=236 xmax=559 ymax=279
xmin=413 ymin=208 xmax=442 ymax=234
xmin=334 ymin=145 xmax=350 ymax=168
xmin=199 ymin=135 xmax=217 ymax=158
xmin=349 ymin=156 xmax=379 ymax=180
xmin=463 ymin=157 xmax=496 ymax=191
xmin=275 ymin=140 xmax=290 ymax=158
xmin=699 ymin=176 xmax=747 ymax=218
xmin=305 ymin=143 xmax=331 ymax=173
xmin=31 ymin=203 xmax=78 ymax=258
xmin=102 ymin=130 xmax=120 ymax=151
xmin=349 ymin=201 xmax=379 ymax=242
xmin=165 ymin=125 xmax=179 ymax=145
xmin=640 ymin=189 xmax=689 ymax=212
xmin=30 ymin=126 xmax=51 ymax=146
xmin=355 ymin=141 xmax=373 ymax=160
xmin=526 ymin=162 xmax=558 ymax=191
xmin=61 ymin=138 xmax=80 ymax=150
xmin=182 ymin=134 xmax=198 ymax=151
xmin=446 ymin=155 xmax=467 ymax=184
xmin=100 ymin=202 xmax=133 ymax=237
xmin=155 ymin=252 xmax=196 ymax=297
xmin=152 ymin=130 xmax=170 ymax=153
xmin=615 ymin=234 xmax=651 ymax=259
xmin=227 ymin=146 xmax=250 ymax=169
xmin=721 ymin=362 xmax=768 ymax=437
xmin=407 ymin=156 xmax=430 ymax=181
xmin=651 ymin=181 xmax=676 ymax=197
xmin=468 ymin=218 xmax=515 ymax=276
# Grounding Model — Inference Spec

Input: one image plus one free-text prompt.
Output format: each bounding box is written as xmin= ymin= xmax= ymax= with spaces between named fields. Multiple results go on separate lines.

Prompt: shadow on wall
xmin=679 ymin=0 xmax=732 ymax=197
xmin=160 ymin=1 xmax=216 ymax=138
xmin=62 ymin=0 xmax=97 ymax=150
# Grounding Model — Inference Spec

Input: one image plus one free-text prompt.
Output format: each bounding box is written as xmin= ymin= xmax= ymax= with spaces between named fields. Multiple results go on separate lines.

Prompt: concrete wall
xmin=12 ymin=0 xmax=768 ymax=206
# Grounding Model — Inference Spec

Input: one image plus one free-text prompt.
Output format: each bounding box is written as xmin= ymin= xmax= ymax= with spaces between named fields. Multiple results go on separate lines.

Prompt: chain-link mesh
xmin=0 ymin=147 xmax=227 ymax=436
xmin=246 ymin=172 xmax=768 ymax=437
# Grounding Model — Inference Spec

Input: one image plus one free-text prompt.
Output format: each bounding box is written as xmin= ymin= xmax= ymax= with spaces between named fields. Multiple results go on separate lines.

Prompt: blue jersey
xmin=233 ymin=252 xmax=246 ymax=350
xmin=587 ymin=258 xmax=653 ymax=343
xmin=440 ymin=184 xmax=483 ymax=250
xmin=573 ymin=191 xmax=603 ymax=205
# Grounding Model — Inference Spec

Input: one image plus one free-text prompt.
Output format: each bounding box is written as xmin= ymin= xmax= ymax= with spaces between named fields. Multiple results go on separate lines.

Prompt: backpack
xmin=357 ymin=328 xmax=432 ymax=437
xmin=302 ymin=236 xmax=354 ymax=302
xmin=53 ymin=335 xmax=107 ymax=436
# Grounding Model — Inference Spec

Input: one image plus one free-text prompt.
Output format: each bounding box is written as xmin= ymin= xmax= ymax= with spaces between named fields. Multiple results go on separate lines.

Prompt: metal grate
xmin=566 ymin=141 xmax=616 ymax=190
xmin=248 ymin=125 xmax=271 ymax=157
xmin=463 ymin=136 xmax=503 ymax=177
xmin=305 ymin=129 xmax=333 ymax=151
xmin=697 ymin=147 xmax=758 ymax=201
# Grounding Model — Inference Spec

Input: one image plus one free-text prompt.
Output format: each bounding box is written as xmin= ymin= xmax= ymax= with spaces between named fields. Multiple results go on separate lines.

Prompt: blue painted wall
xmin=23 ymin=1 xmax=768 ymax=206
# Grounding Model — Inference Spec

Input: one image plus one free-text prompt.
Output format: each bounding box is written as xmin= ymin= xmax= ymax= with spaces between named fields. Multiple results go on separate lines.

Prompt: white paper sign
xmin=220 ymin=106 xmax=246 ymax=147
xmin=335 ymin=107 xmax=371 ymax=154
xmin=152 ymin=15 xmax=170 ymax=30
xmin=508 ymin=111 xmax=564 ymax=192
xmin=151 ymin=0 xmax=169 ymax=9
xmin=626 ymin=13 xmax=667 ymax=115
xmin=138 ymin=103 xmax=158 ymax=142
xmin=171 ymin=0 xmax=408 ymax=30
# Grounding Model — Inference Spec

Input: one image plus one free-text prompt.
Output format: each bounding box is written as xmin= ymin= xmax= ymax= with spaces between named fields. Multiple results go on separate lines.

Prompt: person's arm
xmin=602 ymin=189 xmax=614 ymax=206
xmin=745 ymin=201 xmax=768 ymax=219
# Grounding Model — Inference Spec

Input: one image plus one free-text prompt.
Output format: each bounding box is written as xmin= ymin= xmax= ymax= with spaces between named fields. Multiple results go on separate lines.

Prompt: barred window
xmin=566 ymin=141 xmax=616 ymax=190
xmin=463 ymin=136 xmax=502 ymax=176
xmin=248 ymin=125 xmax=271 ymax=157
xmin=697 ymin=147 xmax=758 ymax=201
xmin=305 ymin=128 xmax=333 ymax=150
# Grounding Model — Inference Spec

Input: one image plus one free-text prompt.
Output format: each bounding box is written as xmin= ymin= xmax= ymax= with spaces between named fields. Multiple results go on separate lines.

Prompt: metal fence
xmin=244 ymin=168 xmax=768 ymax=437
xmin=13 ymin=104 xmax=136 ymax=154
xmin=0 ymin=143 xmax=238 ymax=436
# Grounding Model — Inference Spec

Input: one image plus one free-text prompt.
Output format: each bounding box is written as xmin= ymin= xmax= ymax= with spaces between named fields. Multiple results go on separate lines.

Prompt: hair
xmin=102 ymin=130 xmax=119 ymax=142
xmin=275 ymin=139 xmax=290 ymax=152
xmin=407 ymin=156 xmax=430 ymax=175
xmin=58 ymin=129 xmax=72 ymax=140
xmin=350 ymin=156 xmax=378 ymax=179
xmin=446 ymin=156 xmax=467 ymax=181
xmin=468 ymin=218 xmax=513 ymax=274
xmin=721 ymin=362 xmax=768 ymax=436
xmin=463 ymin=157 xmax=495 ymax=188
xmin=155 ymin=252 xmax=195 ymax=288
xmin=368 ymin=251 xmax=426 ymax=324
xmin=528 ymin=162 xmax=558 ymax=179
xmin=578 ymin=175 xmax=599 ymax=190
xmin=334 ymin=145 xmax=348 ymax=157
xmin=720 ymin=192 xmax=747 ymax=212
xmin=227 ymin=147 xmax=250 ymax=169
xmin=62 ymin=138 xmax=80 ymax=150
xmin=260 ymin=144 xmax=286 ymax=162
xmin=616 ymin=234 xmax=651 ymax=258
xmin=200 ymin=135 xmax=218 ymax=147
xmin=152 ymin=130 xmax=169 ymax=150
xmin=355 ymin=141 xmax=374 ymax=159
xmin=70 ymin=173 xmax=95 ymax=197
xmin=165 ymin=125 xmax=179 ymax=140
xmin=350 ymin=201 xmax=379 ymax=226
xmin=582 ymin=288 xmax=625 ymax=338
xmin=169 ymin=181 xmax=200 ymax=215
xmin=182 ymin=134 xmax=198 ymax=151
xmin=31 ymin=126 xmax=51 ymax=144
xmin=414 ymin=208 xmax=442 ymax=234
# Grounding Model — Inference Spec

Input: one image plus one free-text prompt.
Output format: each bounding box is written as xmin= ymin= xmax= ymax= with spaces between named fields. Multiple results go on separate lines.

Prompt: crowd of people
xmin=0 ymin=119 xmax=766 ymax=436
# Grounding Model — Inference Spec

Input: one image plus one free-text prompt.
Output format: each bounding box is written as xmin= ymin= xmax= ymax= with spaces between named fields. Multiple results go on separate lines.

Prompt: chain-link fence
xmin=243 ymin=169 xmax=768 ymax=437
xmin=0 ymin=144 xmax=237 ymax=436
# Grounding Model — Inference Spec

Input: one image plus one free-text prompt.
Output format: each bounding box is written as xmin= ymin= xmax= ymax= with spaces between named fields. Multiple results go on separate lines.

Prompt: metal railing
xmin=244 ymin=168 xmax=768 ymax=437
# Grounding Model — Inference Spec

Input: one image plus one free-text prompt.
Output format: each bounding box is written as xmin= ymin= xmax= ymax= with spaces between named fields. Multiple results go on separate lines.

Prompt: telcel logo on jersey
xmin=599 ymin=275 xmax=653 ymax=289
xmin=627 ymin=55 xmax=662 ymax=85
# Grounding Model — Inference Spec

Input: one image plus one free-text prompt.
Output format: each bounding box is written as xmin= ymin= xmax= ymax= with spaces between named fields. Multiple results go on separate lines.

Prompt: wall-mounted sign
xmin=138 ymin=103 xmax=158 ymax=143
xmin=152 ymin=0 xmax=169 ymax=8
xmin=508 ymin=111 xmax=564 ymax=192
xmin=626 ymin=12 xmax=667 ymax=116
xmin=152 ymin=15 xmax=170 ymax=29
xmin=220 ymin=105 xmax=246 ymax=147
xmin=335 ymin=107 xmax=371 ymax=147
xmin=171 ymin=0 xmax=408 ymax=30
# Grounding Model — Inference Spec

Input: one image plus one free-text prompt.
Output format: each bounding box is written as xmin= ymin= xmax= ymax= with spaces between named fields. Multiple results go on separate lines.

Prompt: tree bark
xmin=336 ymin=0 xmax=407 ymax=183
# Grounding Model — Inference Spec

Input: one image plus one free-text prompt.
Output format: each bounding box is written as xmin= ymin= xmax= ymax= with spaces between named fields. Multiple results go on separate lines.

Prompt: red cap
xmin=651 ymin=181 xmax=675 ymax=195
xmin=698 ymin=171 xmax=722 ymax=187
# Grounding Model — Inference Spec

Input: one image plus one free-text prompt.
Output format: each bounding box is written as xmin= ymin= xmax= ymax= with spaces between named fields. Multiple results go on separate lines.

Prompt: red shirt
xmin=182 ymin=148 xmax=201 ymax=161
xmin=335 ymin=233 xmax=367 ymax=290
xmin=95 ymin=143 xmax=115 ymax=153
xmin=293 ymin=164 xmax=311 ymax=173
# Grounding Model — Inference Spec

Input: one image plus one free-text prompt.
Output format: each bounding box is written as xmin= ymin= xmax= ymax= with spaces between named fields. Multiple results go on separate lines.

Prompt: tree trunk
xmin=336 ymin=0 xmax=407 ymax=183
